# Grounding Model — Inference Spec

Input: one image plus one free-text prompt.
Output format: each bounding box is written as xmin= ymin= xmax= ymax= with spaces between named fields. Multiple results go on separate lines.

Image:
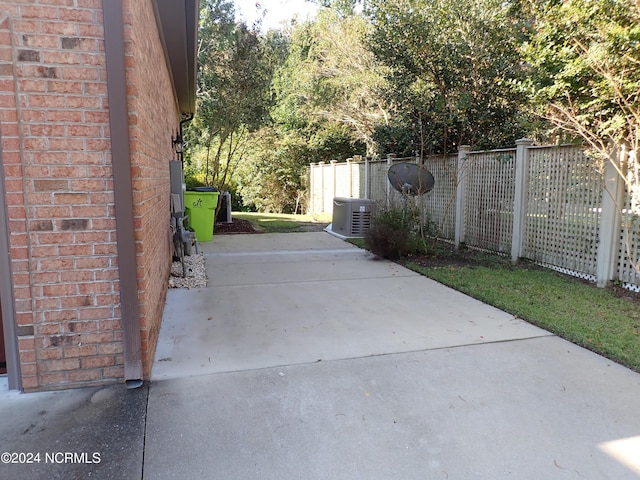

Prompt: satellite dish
xmin=388 ymin=163 xmax=435 ymax=195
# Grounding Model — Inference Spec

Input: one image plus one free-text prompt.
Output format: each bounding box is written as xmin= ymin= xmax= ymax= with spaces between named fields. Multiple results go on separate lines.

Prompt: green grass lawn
xmin=233 ymin=212 xmax=332 ymax=233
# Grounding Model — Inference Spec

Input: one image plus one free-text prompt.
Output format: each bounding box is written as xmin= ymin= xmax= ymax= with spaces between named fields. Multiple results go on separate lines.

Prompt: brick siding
xmin=0 ymin=0 xmax=179 ymax=390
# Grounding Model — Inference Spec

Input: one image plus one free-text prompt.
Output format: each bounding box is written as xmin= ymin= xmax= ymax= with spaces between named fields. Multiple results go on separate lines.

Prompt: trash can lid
xmin=190 ymin=186 xmax=218 ymax=192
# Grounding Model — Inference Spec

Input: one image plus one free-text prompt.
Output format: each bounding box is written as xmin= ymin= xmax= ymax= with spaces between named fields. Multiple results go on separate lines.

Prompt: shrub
xmin=185 ymin=175 xmax=205 ymax=190
xmin=365 ymin=206 xmax=435 ymax=259
xmin=365 ymin=220 xmax=411 ymax=260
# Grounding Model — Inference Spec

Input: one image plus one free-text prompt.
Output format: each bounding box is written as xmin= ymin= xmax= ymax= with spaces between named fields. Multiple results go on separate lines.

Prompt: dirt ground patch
xmin=406 ymin=242 xmax=512 ymax=269
xmin=215 ymin=218 xmax=260 ymax=234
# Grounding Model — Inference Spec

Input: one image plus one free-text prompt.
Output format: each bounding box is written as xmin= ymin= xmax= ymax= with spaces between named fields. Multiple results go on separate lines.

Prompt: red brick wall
xmin=0 ymin=0 xmax=179 ymax=390
xmin=0 ymin=2 xmax=120 ymax=390
xmin=123 ymin=0 xmax=178 ymax=378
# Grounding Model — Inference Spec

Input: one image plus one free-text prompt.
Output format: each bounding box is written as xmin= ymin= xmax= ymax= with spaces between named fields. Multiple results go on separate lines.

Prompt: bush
xmin=365 ymin=221 xmax=410 ymax=260
xmin=365 ymin=206 xmax=436 ymax=260
xmin=185 ymin=175 xmax=205 ymax=190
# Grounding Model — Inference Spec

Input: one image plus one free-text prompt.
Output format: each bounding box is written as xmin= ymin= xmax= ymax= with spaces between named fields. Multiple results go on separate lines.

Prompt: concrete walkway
xmin=152 ymin=232 xmax=550 ymax=380
xmin=2 ymin=231 xmax=640 ymax=479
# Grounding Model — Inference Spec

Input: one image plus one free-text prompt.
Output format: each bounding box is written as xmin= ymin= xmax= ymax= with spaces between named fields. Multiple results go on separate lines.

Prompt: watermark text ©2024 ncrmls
xmin=1 ymin=451 xmax=101 ymax=464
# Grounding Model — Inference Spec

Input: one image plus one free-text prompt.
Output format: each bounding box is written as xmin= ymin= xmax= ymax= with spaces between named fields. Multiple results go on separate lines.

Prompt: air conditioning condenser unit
xmin=331 ymin=197 xmax=375 ymax=238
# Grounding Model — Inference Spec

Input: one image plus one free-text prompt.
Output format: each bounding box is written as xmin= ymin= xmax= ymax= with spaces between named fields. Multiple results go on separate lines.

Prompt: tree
xmin=227 ymin=14 xmax=360 ymax=213
xmin=522 ymin=0 xmax=640 ymax=277
xmin=186 ymin=0 xmax=282 ymax=189
xmin=366 ymin=0 xmax=531 ymax=154
xmin=269 ymin=8 xmax=391 ymax=157
xmin=235 ymin=119 xmax=361 ymax=213
xmin=235 ymin=128 xmax=309 ymax=213
xmin=306 ymin=9 xmax=393 ymax=156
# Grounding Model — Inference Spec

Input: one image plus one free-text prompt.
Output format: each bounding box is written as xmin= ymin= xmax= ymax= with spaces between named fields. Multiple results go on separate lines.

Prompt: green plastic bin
xmin=184 ymin=191 xmax=219 ymax=242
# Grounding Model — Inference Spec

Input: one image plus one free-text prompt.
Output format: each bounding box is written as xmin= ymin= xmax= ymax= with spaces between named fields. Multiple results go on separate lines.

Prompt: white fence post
xmin=596 ymin=146 xmax=625 ymax=287
xmin=386 ymin=154 xmax=396 ymax=208
xmin=309 ymin=164 xmax=315 ymax=214
xmin=331 ymin=160 xmax=338 ymax=203
xmin=511 ymin=138 xmax=534 ymax=262
xmin=319 ymin=161 xmax=325 ymax=213
xmin=364 ymin=156 xmax=370 ymax=200
xmin=352 ymin=155 xmax=362 ymax=198
xmin=455 ymin=145 xmax=471 ymax=249
xmin=346 ymin=158 xmax=353 ymax=198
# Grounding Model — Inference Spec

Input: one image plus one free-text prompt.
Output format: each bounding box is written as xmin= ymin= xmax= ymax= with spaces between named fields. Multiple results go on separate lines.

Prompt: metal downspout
xmin=0 ymin=129 xmax=21 ymax=391
xmin=102 ymin=0 xmax=143 ymax=388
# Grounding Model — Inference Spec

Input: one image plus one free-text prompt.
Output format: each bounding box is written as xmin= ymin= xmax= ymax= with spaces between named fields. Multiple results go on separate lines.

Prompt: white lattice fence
xmin=308 ymin=158 xmax=389 ymax=213
xmin=309 ymin=160 xmax=365 ymax=213
xmin=463 ymin=150 xmax=516 ymax=254
xmin=310 ymin=164 xmax=324 ymax=214
xmin=422 ymin=155 xmax=457 ymax=241
xmin=523 ymin=146 xmax=602 ymax=279
xmin=368 ymin=159 xmax=389 ymax=205
xmin=334 ymin=162 xmax=348 ymax=200
xmin=619 ymin=199 xmax=640 ymax=290
xmin=618 ymin=149 xmax=640 ymax=290
xmin=325 ymin=163 xmax=337 ymax=212
xmin=351 ymin=161 xmax=364 ymax=198
xmin=307 ymin=143 xmax=639 ymax=290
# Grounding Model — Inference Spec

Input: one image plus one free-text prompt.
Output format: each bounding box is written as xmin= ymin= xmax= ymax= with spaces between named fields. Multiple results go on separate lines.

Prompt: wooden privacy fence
xmin=308 ymin=140 xmax=640 ymax=291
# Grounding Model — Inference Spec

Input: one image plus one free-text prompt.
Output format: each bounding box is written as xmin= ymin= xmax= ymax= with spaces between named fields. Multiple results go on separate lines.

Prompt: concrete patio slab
xmin=201 ymin=231 xmax=354 ymax=254
xmin=3 ymin=231 xmax=639 ymax=480
xmin=0 ymin=384 xmax=147 ymax=480
xmin=145 ymin=336 xmax=640 ymax=480
xmin=205 ymin=249 xmax=413 ymax=287
xmin=153 ymin=233 xmax=550 ymax=380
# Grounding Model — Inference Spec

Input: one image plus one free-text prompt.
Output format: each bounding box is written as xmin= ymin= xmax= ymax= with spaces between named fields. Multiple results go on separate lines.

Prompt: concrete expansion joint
xmin=207 ymin=273 xmax=420 ymax=289
xmin=154 ymin=335 xmax=560 ymax=383
xmin=204 ymin=248 xmax=361 ymax=257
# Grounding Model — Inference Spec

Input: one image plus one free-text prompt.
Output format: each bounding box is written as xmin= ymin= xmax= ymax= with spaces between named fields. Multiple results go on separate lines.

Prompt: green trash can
xmin=184 ymin=189 xmax=219 ymax=242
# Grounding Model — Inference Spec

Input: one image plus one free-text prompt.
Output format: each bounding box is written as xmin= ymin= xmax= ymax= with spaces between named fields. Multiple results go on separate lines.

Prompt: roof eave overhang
xmin=152 ymin=0 xmax=199 ymax=116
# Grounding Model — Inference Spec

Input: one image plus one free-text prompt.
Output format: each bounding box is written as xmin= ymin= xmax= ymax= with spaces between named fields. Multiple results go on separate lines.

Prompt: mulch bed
xmin=610 ymin=283 xmax=640 ymax=303
xmin=214 ymin=218 xmax=260 ymax=234
xmin=405 ymin=241 xmax=514 ymax=269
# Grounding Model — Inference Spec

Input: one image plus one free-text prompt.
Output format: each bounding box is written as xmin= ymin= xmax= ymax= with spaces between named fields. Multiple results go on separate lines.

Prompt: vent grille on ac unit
xmin=351 ymin=211 xmax=372 ymax=236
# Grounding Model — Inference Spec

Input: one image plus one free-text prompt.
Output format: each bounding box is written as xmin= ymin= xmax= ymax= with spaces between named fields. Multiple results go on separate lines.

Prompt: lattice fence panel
xmin=523 ymin=146 xmax=602 ymax=278
xmin=323 ymin=163 xmax=331 ymax=212
xmin=368 ymin=159 xmax=389 ymax=205
xmin=463 ymin=150 xmax=516 ymax=254
xmin=310 ymin=165 xmax=324 ymax=214
xmin=351 ymin=161 xmax=363 ymax=198
xmin=323 ymin=163 xmax=336 ymax=212
xmin=617 ymin=150 xmax=640 ymax=290
xmin=421 ymin=154 xmax=458 ymax=241
xmin=333 ymin=162 xmax=349 ymax=198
